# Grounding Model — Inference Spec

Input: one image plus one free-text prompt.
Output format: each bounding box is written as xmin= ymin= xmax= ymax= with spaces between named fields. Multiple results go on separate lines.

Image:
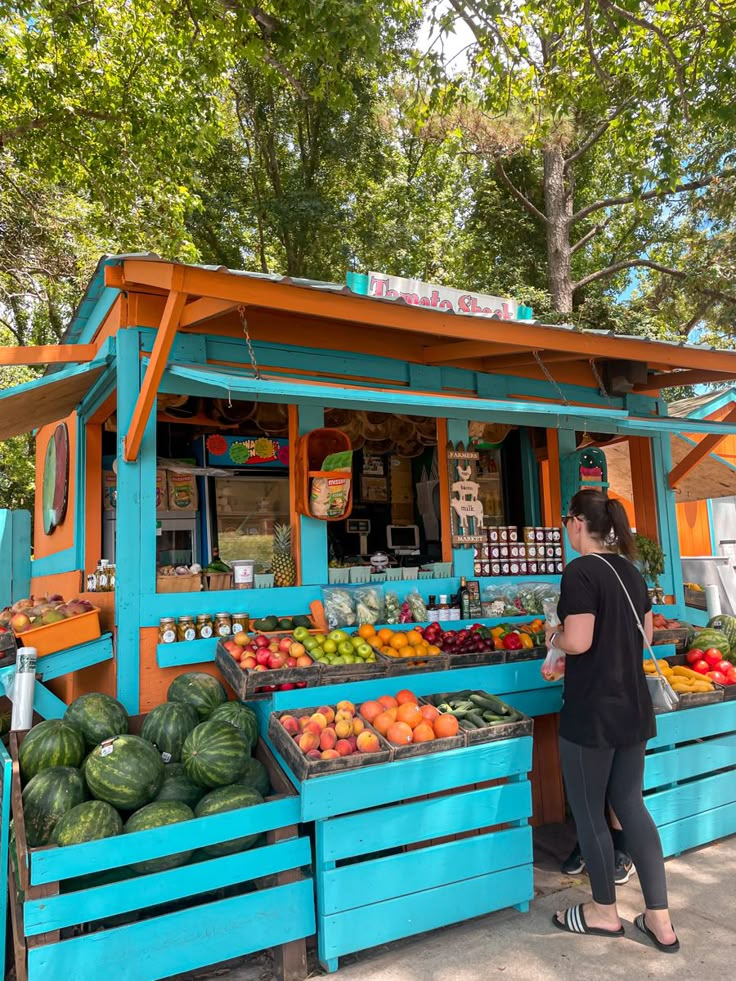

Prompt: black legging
xmin=560 ymin=738 xmax=669 ymax=909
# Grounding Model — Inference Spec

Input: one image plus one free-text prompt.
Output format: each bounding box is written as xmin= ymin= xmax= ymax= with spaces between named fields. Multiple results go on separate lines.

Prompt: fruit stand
xmin=3 ymin=256 xmax=736 ymax=978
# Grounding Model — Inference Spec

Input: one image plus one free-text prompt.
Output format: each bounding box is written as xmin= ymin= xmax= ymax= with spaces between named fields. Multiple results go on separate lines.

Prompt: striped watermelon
xmin=208 ymin=702 xmax=259 ymax=749
xmin=182 ymin=720 xmax=249 ymax=787
xmin=692 ymin=628 xmax=731 ymax=662
xmin=19 ymin=719 xmax=85 ymax=784
xmin=85 ymin=734 xmax=165 ymax=810
xmin=64 ymin=693 xmax=129 ymax=749
xmin=155 ymin=763 xmax=206 ymax=809
xmin=141 ymin=702 xmax=199 ymax=763
xmin=235 ymin=757 xmax=270 ymax=797
xmin=124 ymin=801 xmax=194 ymax=873
xmin=194 ymin=785 xmax=264 ymax=857
xmin=706 ymin=616 xmax=736 ymax=663
xmin=52 ymin=800 xmax=123 ymax=846
xmin=22 ymin=766 xmax=87 ymax=847
xmin=167 ymin=673 xmax=227 ymax=720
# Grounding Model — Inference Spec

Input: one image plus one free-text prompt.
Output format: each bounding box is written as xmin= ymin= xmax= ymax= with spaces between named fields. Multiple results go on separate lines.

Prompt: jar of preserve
xmin=177 ymin=616 xmax=196 ymax=642
xmin=159 ymin=618 xmax=177 ymax=644
xmin=231 ymin=613 xmax=249 ymax=635
xmin=214 ymin=613 xmax=232 ymax=637
xmin=196 ymin=614 xmax=214 ymax=639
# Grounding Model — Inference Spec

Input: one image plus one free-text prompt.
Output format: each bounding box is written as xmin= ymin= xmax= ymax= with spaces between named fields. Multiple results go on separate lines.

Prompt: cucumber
xmin=465 ymin=711 xmax=486 ymax=728
xmin=470 ymin=693 xmax=510 ymax=715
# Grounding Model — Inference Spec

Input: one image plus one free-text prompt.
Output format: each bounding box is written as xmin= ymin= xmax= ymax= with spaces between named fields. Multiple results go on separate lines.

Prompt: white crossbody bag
xmin=591 ymin=554 xmax=679 ymax=713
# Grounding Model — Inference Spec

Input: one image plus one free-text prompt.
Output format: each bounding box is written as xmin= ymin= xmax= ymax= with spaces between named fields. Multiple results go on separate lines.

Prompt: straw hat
xmin=389 ymin=416 xmax=416 ymax=443
xmin=213 ymin=398 xmax=256 ymax=424
xmin=396 ymin=438 xmax=425 ymax=458
xmin=361 ymin=437 xmax=393 ymax=455
xmin=359 ymin=411 xmax=392 ymax=441
xmin=325 ymin=408 xmax=352 ymax=429
xmin=254 ymin=402 xmax=289 ymax=435
xmin=406 ymin=415 xmax=438 ymax=440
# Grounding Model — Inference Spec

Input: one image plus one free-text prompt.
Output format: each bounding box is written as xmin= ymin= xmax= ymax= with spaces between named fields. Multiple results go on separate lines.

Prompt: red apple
xmin=278 ymin=637 xmax=293 ymax=653
xmin=254 ymin=635 xmax=270 ymax=647
xmin=296 ymin=654 xmax=313 ymax=668
xmin=252 ymin=663 xmax=268 ymax=672
xmin=286 ymin=657 xmax=297 ymax=667
xmin=241 ymin=655 xmax=257 ymax=669
xmin=256 ymin=650 xmax=271 ymax=666
xmin=268 ymin=652 xmax=286 ymax=670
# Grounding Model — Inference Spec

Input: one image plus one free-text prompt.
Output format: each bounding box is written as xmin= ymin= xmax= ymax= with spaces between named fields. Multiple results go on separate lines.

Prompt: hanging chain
xmin=238 ymin=305 xmax=262 ymax=380
xmin=589 ymin=358 xmax=613 ymax=405
xmin=533 ymin=350 xmax=570 ymax=406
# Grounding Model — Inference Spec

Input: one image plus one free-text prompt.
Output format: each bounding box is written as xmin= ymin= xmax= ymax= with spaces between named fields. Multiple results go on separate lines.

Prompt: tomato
xmin=692 ymin=660 xmax=710 ymax=675
xmin=703 ymin=648 xmax=724 ymax=667
xmin=716 ymin=660 xmax=732 ymax=676
xmin=686 ymin=648 xmax=705 ymax=664
xmin=707 ymin=671 xmax=727 ymax=684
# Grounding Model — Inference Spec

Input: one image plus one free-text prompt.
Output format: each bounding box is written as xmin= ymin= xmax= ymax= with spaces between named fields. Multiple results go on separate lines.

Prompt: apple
xmin=293 ymin=626 xmax=310 ymax=642
xmin=234 ymin=632 xmax=250 ymax=647
xmin=268 ymin=641 xmax=280 ymax=653
xmin=356 ymin=643 xmax=373 ymax=659
xmin=254 ymin=635 xmax=270 ymax=648
xmin=286 ymin=657 xmax=297 ymax=667
xmin=296 ymin=654 xmax=313 ymax=668
xmin=10 ymin=613 xmax=31 ymax=633
xmin=279 ymin=682 xmax=295 ymax=691
xmin=289 ymin=642 xmax=305 ymax=657
xmin=268 ymin=652 xmax=286 ymax=670
xmin=256 ymin=650 xmax=271 ymax=666
xmin=278 ymin=637 xmax=293 ymax=653
xmin=252 ymin=663 xmax=268 ymax=673
xmin=241 ymin=655 xmax=257 ymax=669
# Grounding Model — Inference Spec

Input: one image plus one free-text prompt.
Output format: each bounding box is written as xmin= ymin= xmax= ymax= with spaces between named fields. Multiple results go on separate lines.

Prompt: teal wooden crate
xmin=8 ymin=735 xmax=314 ymax=981
xmin=312 ymin=753 xmax=534 ymax=971
xmin=644 ymin=701 xmax=736 ymax=858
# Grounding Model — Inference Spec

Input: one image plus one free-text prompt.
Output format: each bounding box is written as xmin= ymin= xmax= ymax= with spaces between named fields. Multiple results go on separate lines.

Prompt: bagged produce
xmin=405 ymin=591 xmax=428 ymax=623
xmin=353 ymin=584 xmax=384 ymax=625
xmin=384 ymin=592 xmax=400 ymax=624
xmin=322 ymin=586 xmax=357 ymax=629
xmin=515 ymin=582 xmax=559 ymax=616
xmin=481 ymin=584 xmax=518 ymax=617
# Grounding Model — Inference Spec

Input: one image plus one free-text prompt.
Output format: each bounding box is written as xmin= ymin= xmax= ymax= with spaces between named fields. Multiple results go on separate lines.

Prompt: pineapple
xmin=272 ymin=523 xmax=296 ymax=587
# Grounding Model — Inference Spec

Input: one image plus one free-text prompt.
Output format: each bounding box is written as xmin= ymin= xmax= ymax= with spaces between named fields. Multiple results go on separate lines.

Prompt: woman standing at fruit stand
xmin=548 ymin=490 xmax=679 ymax=953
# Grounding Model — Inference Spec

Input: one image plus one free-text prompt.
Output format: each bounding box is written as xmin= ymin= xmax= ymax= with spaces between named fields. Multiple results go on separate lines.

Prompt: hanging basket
xmin=295 ymin=428 xmax=354 ymax=521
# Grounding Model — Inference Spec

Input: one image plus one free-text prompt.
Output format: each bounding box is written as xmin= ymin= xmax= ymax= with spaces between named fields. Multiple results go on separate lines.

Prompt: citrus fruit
xmin=373 ymin=710 xmax=397 ymax=735
xmin=405 ymin=630 xmax=423 ymax=647
xmin=386 ymin=722 xmax=413 ymax=745
xmin=433 ymin=714 xmax=459 ymax=738
xmin=412 ymin=723 xmax=435 ymax=742
xmin=359 ymin=700 xmax=383 ymax=723
xmin=395 ymin=689 xmax=418 ymax=705
xmin=396 ymin=703 xmax=422 ymax=729
xmin=420 ymin=704 xmax=439 ymax=722
xmin=378 ymin=628 xmax=393 ymax=644
xmin=358 ymin=624 xmax=377 ymax=639
xmin=389 ymin=634 xmax=406 ymax=650
xmin=377 ymin=695 xmax=398 ymax=710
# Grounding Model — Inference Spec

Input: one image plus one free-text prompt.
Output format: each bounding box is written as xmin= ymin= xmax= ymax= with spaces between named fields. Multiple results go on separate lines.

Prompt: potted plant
xmin=634 ymin=534 xmax=666 ymax=604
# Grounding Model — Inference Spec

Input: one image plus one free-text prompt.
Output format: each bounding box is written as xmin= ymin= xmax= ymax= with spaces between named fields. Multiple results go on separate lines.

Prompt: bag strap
xmin=589 ymin=553 xmax=666 ymax=682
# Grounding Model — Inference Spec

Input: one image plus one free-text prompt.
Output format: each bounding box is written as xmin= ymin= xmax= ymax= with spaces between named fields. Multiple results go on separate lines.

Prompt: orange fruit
xmin=373 ymin=710 xmax=396 ymax=735
xmin=433 ymin=714 xmax=459 ymax=738
xmin=398 ymin=646 xmax=414 ymax=658
xmin=386 ymin=721 xmax=413 ymax=745
xmin=389 ymin=633 xmax=406 ymax=650
xmin=380 ymin=646 xmax=394 ymax=656
xmin=412 ymin=722 xmax=435 ymax=742
xmin=427 ymin=645 xmax=441 ymax=656
xmin=396 ymin=702 xmax=423 ymax=729
xmin=420 ymin=704 xmax=439 ymax=722
xmin=358 ymin=624 xmax=377 ymax=639
xmin=378 ymin=628 xmax=393 ymax=644
xmin=377 ymin=694 xmax=398 ymax=710
xmin=360 ymin=700 xmax=383 ymax=723
xmin=395 ymin=689 xmax=418 ymax=705
xmin=405 ymin=630 xmax=423 ymax=647
xmin=414 ymin=643 xmax=428 ymax=656
xmin=368 ymin=636 xmax=382 ymax=649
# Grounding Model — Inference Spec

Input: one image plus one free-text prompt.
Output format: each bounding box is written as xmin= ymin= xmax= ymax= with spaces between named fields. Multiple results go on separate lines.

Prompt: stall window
xmin=211 ymin=476 xmax=290 ymax=568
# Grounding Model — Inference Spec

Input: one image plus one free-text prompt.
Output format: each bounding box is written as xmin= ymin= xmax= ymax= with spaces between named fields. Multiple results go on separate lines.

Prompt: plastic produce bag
xmin=405 ymin=591 xmax=428 ymax=623
xmin=481 ymin=584 xmax=519 ymax=617
xmin=384 ymin=592 xmax=400 ymax=624
xmin=540 ymin=596 xmax=565 ymax=681
xmin=515 ymin=582 xmax=560 ymax=616
xmin=322 ymin=586 xmax=356 ymax=630
xmin=353 ymin=584 xmax=385 ymax=625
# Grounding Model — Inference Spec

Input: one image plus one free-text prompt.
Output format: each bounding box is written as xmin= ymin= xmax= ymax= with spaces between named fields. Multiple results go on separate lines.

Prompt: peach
xmin=336 ymin=700 xmax=355 ymax=715
xmin=335 ymin=739 xmax=353 ymax=757
xmin=346 ymin=735 xmax=358 ymax=751
xmin=352 ymin=717 xmax=365 ymax=736
xmin=298 ymin=732 xmax=319 ymax=753
xmin=334 ymin=709 xmax=353 ymax=724
xmin=298 ymin=717 xmax=311 ymax=732
xmin=320 ymin=749 xmax=340 ymax=760
xmin=334 ymin=720 xmax=352 ymax=739
xmin=305 ymin=749 xmax=322 ymax=761
xmin=280 ymin=715 xmax=299 ymax=736
xmin=359 ymin=700 xmax=383 ymax=723
xmin=319 ymin=728 xmax=338 ymax=751
xmin=356 ymin=731 xmax=380 ymax=754
xmin=317 ymin=705 xmax=335 ymax=724
xmin=310 ymin=712 xmax=329 ymax=731
xmin=304 ymin=720 xmax=323 ymax=736
xmin=290 ymin=642 xmax=306 ymax=657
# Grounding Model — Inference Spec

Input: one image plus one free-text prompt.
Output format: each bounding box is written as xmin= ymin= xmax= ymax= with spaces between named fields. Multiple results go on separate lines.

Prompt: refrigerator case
xmin=103 ymin=511 xmax=200 ymax=567
xmin=210 ymin=475 xmax=290 ymax=567
xmin=475 ymin=447 xmax=505 ymax=526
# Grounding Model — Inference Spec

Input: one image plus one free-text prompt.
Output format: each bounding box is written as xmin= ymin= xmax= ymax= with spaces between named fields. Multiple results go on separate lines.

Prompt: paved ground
xmin=179 ymin=828 xmax=736 ymax=981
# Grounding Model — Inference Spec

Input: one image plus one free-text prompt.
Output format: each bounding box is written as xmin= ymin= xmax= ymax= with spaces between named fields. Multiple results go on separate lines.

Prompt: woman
xmin=548 ymin=489 xmax=679 ymax=952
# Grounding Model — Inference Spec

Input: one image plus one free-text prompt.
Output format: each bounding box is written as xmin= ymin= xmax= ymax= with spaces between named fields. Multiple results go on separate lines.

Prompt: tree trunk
xmin=543 ymin=146 xmax=574 ymax=314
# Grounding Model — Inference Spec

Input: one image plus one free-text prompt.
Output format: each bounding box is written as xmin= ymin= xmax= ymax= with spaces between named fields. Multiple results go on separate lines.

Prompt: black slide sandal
xmin=635 ymin=913 xmax=680 ymax=953
xmin=552 ymin=904 xmax=625 ymax=937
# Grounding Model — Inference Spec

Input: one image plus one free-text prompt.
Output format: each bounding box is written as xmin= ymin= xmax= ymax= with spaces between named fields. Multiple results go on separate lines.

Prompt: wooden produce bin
xmin=8 ymin=732 xmax=314 ymax=981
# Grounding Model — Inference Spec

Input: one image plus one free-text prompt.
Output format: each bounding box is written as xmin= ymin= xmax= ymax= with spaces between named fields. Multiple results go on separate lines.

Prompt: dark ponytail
xmin=568 ymin=489 xmax=638 ymax=560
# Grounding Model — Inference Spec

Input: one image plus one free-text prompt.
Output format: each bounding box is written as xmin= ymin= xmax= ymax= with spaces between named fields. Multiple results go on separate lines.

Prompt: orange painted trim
xmin=123 ymin=279 xmax=188 ymax=462
xmin=545 ymin=430 xmax=562 ymax=527
xmin=0 ymin=344 xmax=96 ymax=365
xmin=85 ymin=422 xmax=103 ymax=573
xmin=436 ymin=419 xmax=453 ymax=562
xmin=423 ymin=340 xmax=529 ymax=363
xmin=88 ymin=392 xmax=116 ymax=425
xmin=669 ymin=404 xmax=736 ymax=488
xmin=34 ymin=414 xmax=77 ymax=556
xmin=112 ymin=258 xmax=736 ymax=374
xmin=636 ymin=368 xmax=736 ymax=392
xmin=628 ymin=437 xmax=659 ymax=539
xmin=180 ymin=297 xmax=238 ymax=327
xmin=288 ymin=404 xmax=302 ymax=585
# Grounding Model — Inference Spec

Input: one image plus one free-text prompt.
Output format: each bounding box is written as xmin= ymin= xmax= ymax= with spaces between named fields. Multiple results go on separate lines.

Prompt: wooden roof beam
xmin=482 ymin=350 xmax=585 ymax=371
xmin=635 ymin=368 xmax=736 ymax=392
xmin=180 ymin=297 xmax=239 ymax=328
xmin=0 ymin=344 xmax=97 ymax=366
xmin=422 ymin=340 xmax=528 ymax=364
xmin=668 ymin=404 xmax=736 ymax=488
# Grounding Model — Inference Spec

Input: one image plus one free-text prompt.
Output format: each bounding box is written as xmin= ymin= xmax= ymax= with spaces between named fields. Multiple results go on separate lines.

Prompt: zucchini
xmin=470 ymin=693 xmax=510 ymax=715
xmin=465 ymin=711 xmax=486 ymax=728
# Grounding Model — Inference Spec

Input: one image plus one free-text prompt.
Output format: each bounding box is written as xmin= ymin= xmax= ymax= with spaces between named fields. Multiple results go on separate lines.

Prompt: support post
xmin=297 ymin=405 xmax=328 ymax=585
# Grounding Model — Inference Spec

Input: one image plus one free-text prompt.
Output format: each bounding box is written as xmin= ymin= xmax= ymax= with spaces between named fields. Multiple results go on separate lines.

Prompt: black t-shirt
xmin=557 ymin=552 xmax=655 ymax=749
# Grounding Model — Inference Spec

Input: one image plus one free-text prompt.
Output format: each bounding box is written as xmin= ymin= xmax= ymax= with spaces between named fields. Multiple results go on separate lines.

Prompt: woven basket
xmin=156 ymin=573 xmax=202 ymax=593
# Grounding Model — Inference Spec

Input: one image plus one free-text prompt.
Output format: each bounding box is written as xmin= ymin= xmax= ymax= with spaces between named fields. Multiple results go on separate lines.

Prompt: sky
xmin=417 ymin=1 xmax=475 ymax=67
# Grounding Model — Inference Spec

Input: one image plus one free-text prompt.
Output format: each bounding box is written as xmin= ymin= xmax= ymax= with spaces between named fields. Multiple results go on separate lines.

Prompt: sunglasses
xmin=561 ymin=514 xmax=576 ymax=526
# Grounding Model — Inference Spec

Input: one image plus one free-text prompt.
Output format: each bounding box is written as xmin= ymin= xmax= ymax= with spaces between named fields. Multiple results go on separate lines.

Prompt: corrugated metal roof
xmin=669 ymin=388 xmax=735 ymax=418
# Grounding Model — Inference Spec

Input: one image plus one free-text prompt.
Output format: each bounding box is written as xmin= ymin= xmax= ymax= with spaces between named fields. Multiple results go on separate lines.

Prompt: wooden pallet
xmin=269 ymin=706 xmax=392 ymax=778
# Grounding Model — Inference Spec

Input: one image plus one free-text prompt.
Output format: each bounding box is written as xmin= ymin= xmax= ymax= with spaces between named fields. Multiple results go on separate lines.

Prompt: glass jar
xmin=177 ymin=616 xmax=196 ymax=642
xmin=159 ymin=618 xmax=177 ymax=644
xmin=214 ymin=613 xmax=232 ymax=637
xmin=196 ymin=614 xmax=214 ymax=639
xmin=231 ymin=613 xmax=249 ymax=636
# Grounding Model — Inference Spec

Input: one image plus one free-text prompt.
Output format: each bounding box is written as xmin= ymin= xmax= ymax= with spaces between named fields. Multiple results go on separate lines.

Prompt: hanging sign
xmin=205 ymin=434 xmax=289 ymax=468
xmin=447 ymin=441 xmax=485 ymax=545
xmin=346 ymin=271 xmax=534 ymax=321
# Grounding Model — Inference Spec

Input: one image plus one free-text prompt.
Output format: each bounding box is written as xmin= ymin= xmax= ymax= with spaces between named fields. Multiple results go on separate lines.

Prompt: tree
xmin=425 ymin=0 xmax=736 ymax=330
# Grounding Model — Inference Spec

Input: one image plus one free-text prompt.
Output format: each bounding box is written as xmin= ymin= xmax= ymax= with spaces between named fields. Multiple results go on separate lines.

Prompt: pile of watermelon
xmin=16 ymin=673 xmax=271 ymax=864
xmin=683 ymin=619 xmax=736 ymax=687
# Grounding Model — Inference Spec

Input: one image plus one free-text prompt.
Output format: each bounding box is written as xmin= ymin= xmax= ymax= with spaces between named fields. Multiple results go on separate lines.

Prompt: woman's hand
xmin=545 ymin=622 xmax=558 ymax=649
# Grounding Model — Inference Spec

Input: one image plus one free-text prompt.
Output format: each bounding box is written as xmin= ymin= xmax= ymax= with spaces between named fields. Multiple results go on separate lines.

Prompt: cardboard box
xmin=167 ymin=471 xmax=198 ymax=511
xmin=155 ymin=469 xmax=168 ymax=510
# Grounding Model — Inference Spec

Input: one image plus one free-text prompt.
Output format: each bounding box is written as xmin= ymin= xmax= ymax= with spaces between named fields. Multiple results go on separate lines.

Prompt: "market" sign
xmin=346 ymin=271 xmax=533 ymax=321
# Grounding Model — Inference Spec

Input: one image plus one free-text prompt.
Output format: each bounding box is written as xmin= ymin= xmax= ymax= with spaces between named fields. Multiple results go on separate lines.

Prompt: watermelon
xmin=182 ymin=720 xmax=249 ymax=787
xmin=706 ymin=616 xmax=736 ymax=663
xmin=691 ymin=628 xmax=731 ymax=662
xmin=22 ymin=766 xmax=87 ymax=847
xmin=64 ymin=693 xmax=129 ymax=749
xmin=19 ymin=719 xmax=85 ymax=784
xmin=155 ymin=763 xmax=206 ymax=809
xmin=52 ymin=800 xmax=123 ymax=846
xmin=85 ymin=734 xmax=165 ymax=810
xmin=141 ymin=702 xmax=199 ymax=763
xmin=194 ymin=785 xmax=264 ymax=857
xmin=124 ymin=801 xmax=194 ymax=873
xmin=235 ymin=757 xmax=270 ymax=797
xmin=167 ymin=673 xmax=227 ymax=720
xmin=208 ymin=702 xmax=259 ymax=749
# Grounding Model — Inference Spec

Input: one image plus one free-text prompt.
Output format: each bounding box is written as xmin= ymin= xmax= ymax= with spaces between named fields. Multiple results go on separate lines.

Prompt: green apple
xmin=293 ymin=626 xmax=310 ymax=642
xmin=302 ymin=636 xmax=319 ymax=651
xmin=313 ymin=633 xmax=327 ymax=645
xmin=318 ymin=656 xmax=330 ymax=664
xmin=338 ymin=640 xmax=354 ymax=657
xmin=331 ymin=655 xmax=345 ymax=664
xmin=322 ymin=639 xmax=337 ymax=654
xmin=350 ymin=636 xmax=364 ymax=648
xmin=357 ymin=643 xmax=373 ymax=659
xmin=328 ymin=629 xmax=349 ymax=643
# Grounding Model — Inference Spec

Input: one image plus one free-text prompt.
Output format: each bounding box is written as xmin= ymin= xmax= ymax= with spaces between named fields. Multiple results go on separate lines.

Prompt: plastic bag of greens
xmin=384 ymin=592 xmax=400 ymax=624
xmin=514 ymin=582 xmax=560 ymax=616
xmin=353 ymin=584 xmax=385 ymax=625
xmin=405 ymin=591 xmax=429 ymax=623
xmin=322 ymin=586 xmax=356 ymax=630
xmin=481 ymin=584 xmax=519 ymax=618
